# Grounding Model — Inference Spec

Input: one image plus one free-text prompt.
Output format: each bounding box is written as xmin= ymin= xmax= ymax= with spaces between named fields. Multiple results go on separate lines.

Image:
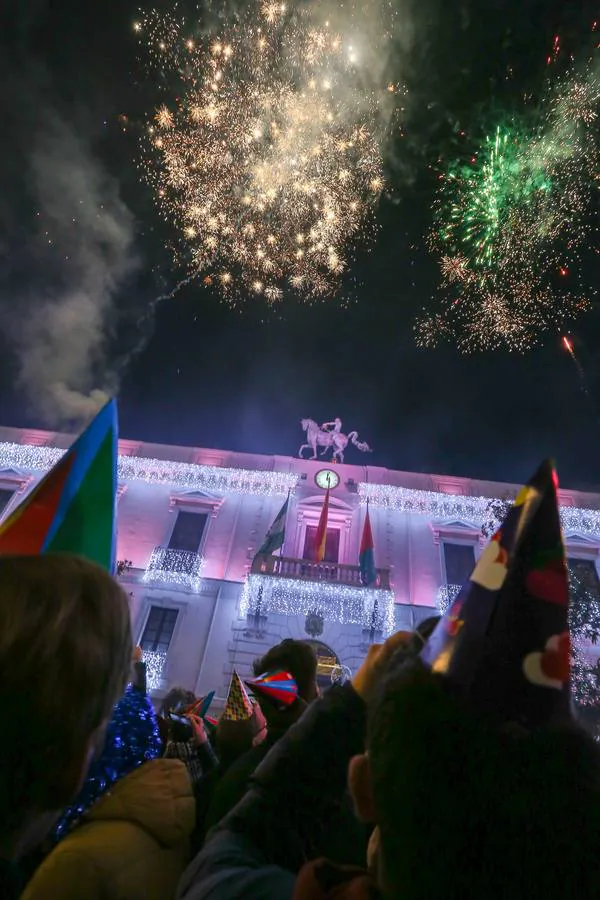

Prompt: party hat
xmin=245 ymin=670 xmax=298 ymax=708
xmin=221 ymin=670 xmax=254 ymax=721
xmin=184 ymin=690 xmax=215 ymax=720
xmin=421 ymin=460 xmax=571 ymax=728
xmin=0 ymin=400 xmax=118 ymax=571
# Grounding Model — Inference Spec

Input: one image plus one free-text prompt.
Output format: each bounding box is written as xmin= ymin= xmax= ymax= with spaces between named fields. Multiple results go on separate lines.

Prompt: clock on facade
xmin=315 ymin=469 xmax=340 ymax=490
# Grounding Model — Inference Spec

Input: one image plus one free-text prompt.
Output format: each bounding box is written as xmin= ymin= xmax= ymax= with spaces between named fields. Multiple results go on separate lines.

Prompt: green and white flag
xmin=256 ymin=495 xmax=289 ymax=556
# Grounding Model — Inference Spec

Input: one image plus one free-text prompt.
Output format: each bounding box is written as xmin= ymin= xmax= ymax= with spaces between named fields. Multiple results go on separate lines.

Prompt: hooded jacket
xmin=22 ymin=759 xmax=195 ymax=900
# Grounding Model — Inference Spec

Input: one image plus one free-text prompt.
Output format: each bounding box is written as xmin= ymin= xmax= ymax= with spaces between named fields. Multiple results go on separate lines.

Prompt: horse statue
xmin=298 ymin=418 xmax=372 ymax=464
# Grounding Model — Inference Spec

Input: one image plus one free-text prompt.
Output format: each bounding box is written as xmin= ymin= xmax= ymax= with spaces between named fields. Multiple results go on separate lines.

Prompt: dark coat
xmin=177 ymin=683 xmax=372 ymax=900
xmin=202 ymin=729 xmax=283 ymax=835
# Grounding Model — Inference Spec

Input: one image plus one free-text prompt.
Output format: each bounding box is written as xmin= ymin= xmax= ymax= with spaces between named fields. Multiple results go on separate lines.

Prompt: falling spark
xmin=137 ymin=3 xmax=394 ymax=303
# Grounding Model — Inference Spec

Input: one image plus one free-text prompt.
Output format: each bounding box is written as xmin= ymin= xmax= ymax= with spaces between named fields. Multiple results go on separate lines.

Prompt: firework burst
xmin=422 ymin=55 xmax=599 ymax=352
xmin=137 ymin=2 xmax=394 ymax=303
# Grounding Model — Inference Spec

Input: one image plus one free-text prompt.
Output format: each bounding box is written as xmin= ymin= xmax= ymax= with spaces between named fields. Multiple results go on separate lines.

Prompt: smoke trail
xmin=1 ymin=111 xmax=139 ymax=427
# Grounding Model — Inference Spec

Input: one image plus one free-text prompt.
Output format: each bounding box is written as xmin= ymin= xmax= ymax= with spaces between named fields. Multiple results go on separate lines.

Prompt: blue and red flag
xmin=359 ymin=504 xmax=377 ymax=586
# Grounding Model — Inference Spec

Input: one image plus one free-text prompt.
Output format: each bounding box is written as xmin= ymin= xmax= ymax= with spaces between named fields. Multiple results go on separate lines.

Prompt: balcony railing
xmin=251 ymin=553 xmax=391 ymax=589
xmin=143 ymin=547 xmax=205 ymax=592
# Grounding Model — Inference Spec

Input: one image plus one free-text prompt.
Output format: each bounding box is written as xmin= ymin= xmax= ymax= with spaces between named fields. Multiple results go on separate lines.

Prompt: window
xmin=303 ymin=526 xmax=340 ymax=563
xmin=443 ymin=542 xmax=476 ymax=586
xmin=568 ymin=558 xmax=600 ymax=600
xmin=140 ymin=606 xmax=178 ymax=653
xmin=0 ymin=488 xmax=13 ymax=516
xmin=168 ymin=511 xmax=208 ymax=552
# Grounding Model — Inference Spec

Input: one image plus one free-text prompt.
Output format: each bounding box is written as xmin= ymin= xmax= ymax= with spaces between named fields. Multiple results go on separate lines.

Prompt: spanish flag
xmin=0 ymin=399 xmax=118 ymax=571
xmin=314 ymin=487 xmax=330 ymax=562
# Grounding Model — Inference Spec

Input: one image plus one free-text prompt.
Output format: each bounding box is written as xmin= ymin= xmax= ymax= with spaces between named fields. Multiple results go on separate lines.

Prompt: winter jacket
xmin=202 ymin=728 xmax=283 ymax=834
xmin=203 ymin=725 xmax=369 ymax=866
xmin=177 ymin=682 xmax=372 ymax=900
xmin=22 ymin=758 xmax=195 ymax=900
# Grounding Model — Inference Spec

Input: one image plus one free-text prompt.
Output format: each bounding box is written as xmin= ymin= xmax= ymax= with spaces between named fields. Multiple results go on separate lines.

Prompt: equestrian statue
xmin=298 ymin=418 xmax=372 ymax=464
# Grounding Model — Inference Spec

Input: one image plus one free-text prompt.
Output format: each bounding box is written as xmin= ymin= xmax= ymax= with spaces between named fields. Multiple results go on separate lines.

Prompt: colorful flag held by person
xmin=359 ymin=504 xmax=377 ymax=586
xmin=256 ymin=494 xmax=289 ymax=557
xmin=0 ymin=399 xmax=118 ymax=571
xmin=314 ymin=487 xmax=330 ymax=562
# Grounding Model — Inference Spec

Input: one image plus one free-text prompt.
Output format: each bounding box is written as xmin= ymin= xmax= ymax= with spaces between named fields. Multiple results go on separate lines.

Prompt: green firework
xmin=439 ymin=123 xmax=553 ymax=270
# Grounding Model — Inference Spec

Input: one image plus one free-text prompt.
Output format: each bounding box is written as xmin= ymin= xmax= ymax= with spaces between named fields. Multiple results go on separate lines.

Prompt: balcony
xmin=142 ymin=547 xmax=205 ymax=592
xmin=241 ymin=554 xmax=396 ymax=636
xmin=251 ymin=553 xmax=391 ymax=589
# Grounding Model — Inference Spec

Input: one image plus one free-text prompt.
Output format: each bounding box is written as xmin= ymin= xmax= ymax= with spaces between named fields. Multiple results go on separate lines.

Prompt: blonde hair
xmin=0 ymin=554 xmax=132 ymax=825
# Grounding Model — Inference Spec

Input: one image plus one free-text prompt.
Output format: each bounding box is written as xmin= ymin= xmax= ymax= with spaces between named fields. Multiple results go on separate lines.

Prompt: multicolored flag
xmin=421 ymin=460 xmax=571 ymax=729
xmin=256 ymin=494 xmax=289 ymax=557
xmin=0 ymin=399 xmax=118 ymax=571
xmin=359 ymin=504 xmax=377 ymax=586
xmin=314 ymin=487 xmax=330 ymax=562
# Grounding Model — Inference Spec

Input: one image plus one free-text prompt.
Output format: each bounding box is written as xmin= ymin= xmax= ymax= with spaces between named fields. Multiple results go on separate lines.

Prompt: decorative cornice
xmin=359 ymin=483 xmax=600 ymax=538
xmin=0 ymin=442 xmax=297 ymax=498
xmin=169 ymin=492 xmax=224 ymax=516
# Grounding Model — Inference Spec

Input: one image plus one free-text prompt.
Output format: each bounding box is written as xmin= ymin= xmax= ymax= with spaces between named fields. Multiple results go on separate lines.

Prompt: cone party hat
xmin=0 ymin=399 xmax=118 ymax=571
xmin=421 ymin=460 xmax=571 ymax=729
xmin=221 ymin=670 xmax=254 ymax=721
xmin=245 ymin=671 xmax=298 ymax=708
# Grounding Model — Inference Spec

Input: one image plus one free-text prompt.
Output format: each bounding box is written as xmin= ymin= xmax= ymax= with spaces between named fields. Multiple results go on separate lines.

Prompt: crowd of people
xmin=2 ymin=459 xmax=600 ymax=899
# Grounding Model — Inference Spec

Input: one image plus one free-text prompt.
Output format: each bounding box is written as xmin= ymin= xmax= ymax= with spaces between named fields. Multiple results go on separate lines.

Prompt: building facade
xmin=1 ymin=423 xmax=600 ymax=710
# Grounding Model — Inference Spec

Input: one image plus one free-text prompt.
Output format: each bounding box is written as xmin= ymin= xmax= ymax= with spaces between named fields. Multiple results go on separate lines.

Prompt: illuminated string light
xmin=143 ymin=547 xmax=205 ymax=592
xmin=0 ymin=442 xmax=297 ymax=497
xmin=359 ymin=483 xmax=600 ymax=538
xmin=436 ymin=584 xmax=461 ymax=615
xmin=144 ymin=650 xmax=168 ymax=691
xmin=240 ymin=573 xmax=395 ymax=635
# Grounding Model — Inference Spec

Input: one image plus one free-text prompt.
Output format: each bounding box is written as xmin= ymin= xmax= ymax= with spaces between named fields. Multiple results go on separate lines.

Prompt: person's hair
xmin=368 ymin=656 xmax=600 ymax=899
xmin=253 ymin=639 xmax=318 ymax=702
xmin=0 ymin=554 xmax=132 ymax=831
xmin=160 ymin=687 xmax=196 ymax=717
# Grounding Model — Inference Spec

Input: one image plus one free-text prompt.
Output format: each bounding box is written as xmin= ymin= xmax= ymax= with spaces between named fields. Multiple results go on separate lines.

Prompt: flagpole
xmin=280 ymin=489 xmax=291 ymax=557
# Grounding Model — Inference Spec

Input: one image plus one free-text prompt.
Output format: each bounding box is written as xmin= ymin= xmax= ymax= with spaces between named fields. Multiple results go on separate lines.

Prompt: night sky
xmin=1 ymin=0 xmax=599 ymax=489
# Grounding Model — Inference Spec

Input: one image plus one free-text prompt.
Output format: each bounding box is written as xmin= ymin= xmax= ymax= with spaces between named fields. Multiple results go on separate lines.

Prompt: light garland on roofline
xmin=0 ymin=441 xmax=297 ymax=497
xmin=239 ymin=573 xmax=396 ymax=635
xmin=143 ymin=547 xmax=205 ymax=593
xmin=358 ymin=484 xmax=600 ymax=538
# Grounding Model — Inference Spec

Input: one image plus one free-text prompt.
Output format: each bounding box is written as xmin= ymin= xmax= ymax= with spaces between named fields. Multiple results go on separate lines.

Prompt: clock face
xmin=315 ymin=469 xmax=340 ymax=490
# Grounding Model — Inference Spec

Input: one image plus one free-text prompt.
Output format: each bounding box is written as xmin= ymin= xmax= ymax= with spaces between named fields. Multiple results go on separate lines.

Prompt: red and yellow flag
xmin=314 ymin=487 xmax=330 ymax=562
